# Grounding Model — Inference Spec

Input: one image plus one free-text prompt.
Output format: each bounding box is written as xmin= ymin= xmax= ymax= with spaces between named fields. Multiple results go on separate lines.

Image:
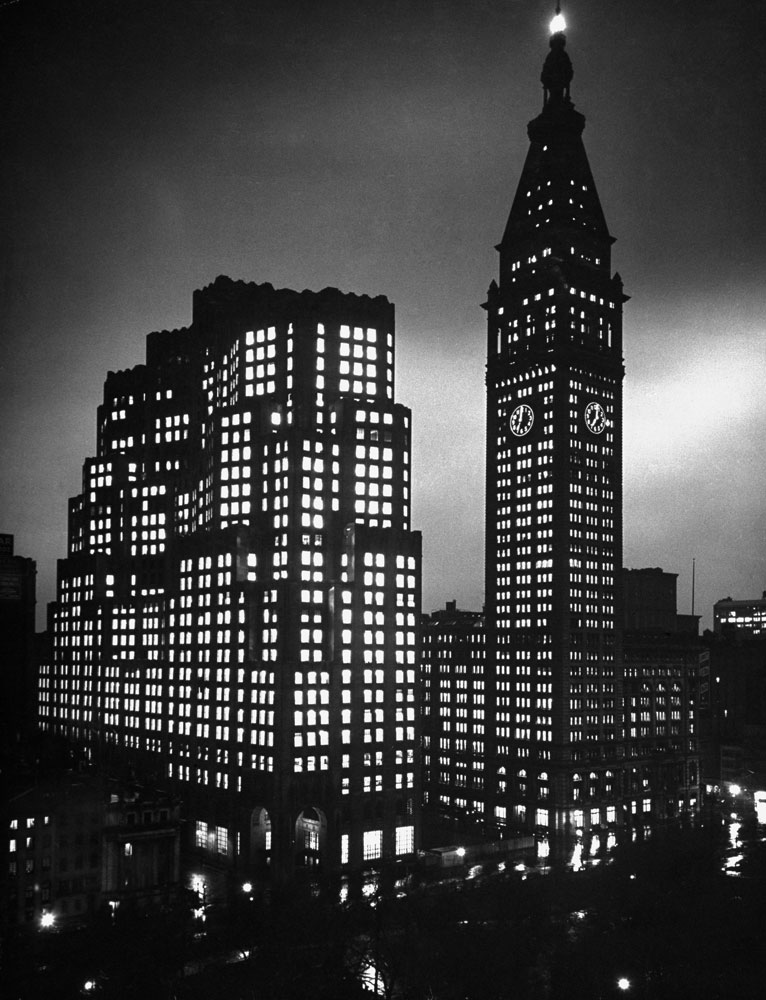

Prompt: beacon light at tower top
xmin=550 ymin=10 xmax=566 ymax=34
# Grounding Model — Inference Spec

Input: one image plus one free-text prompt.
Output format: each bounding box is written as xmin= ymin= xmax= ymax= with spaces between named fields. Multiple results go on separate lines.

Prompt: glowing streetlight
xmin=617 ymin=977 xmax=631 ymax=991
xmin=40 ymin=911 xmax=55 ymax=929
xmin=83 ymin=981 xmax=97 ymax=993
xmin=242 ymin=881 xmax=253 ymax=893
xmin=455 ymin=846 xmax=466 ymax=858
xmin=729 ymin=783 xmax=742 ymax=796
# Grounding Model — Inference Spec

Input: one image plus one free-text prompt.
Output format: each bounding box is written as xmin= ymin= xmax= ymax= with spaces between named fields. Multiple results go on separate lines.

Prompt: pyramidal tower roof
xmin=498 ymin=5 xmax=612 ymax=254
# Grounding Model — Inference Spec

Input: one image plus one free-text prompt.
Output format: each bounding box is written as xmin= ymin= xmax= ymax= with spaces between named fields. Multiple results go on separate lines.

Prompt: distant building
xmin=714 ymin=592 xmax=766 ymax=638
xmin=421 ymin=602 xmax=485 ymax=834
xmin=1 ymin=774 xmax=180 ymax=931
xmin=622 ymin=569 xmax=701 ymax=824
xmin=41 ymin=278 xmax=421 ymax=879
xmin=0 ymin=533 xmax=37 ymax=753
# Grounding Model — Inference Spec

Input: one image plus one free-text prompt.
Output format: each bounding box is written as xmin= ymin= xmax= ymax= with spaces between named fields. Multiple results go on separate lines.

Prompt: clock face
xmin=584 ymin=401 xmax=606 ymax=434
xmin=509 ymin=403 xmax=534 ymax=437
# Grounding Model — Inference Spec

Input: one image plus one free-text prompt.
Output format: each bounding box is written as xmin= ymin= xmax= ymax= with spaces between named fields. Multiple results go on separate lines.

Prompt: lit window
xmin=395 ymin=825 xmax=414 ymax=856
xmin=363 ymin=829 xmax=382 ymax=860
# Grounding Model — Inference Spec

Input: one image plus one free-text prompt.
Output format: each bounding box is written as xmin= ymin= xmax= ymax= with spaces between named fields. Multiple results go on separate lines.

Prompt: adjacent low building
xmin=1 ymin=774 xmax=181 ymax=932
xmin=422 ymin=571 xmax=702 ymax=842
xmin=421 ymin=602 xmax=486 ymax=838
xmin=622 ymin=569 xmax=702 ymax=825
xmin=699 ymin=630 xmax=766 ymax=795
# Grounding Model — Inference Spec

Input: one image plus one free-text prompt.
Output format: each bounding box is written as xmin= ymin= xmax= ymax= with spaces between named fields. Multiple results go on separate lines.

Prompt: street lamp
xmin=617 ymin=977 xmax=631 ymax=991
xmin=40 ymin=911 xmax=55 ymax=929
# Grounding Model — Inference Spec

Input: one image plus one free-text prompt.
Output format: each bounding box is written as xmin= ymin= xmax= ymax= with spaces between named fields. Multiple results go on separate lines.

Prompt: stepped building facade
xmin=40 ymin=277 xmax=421 ymax=878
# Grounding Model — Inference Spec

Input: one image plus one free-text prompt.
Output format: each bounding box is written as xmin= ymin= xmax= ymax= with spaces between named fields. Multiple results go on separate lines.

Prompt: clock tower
xmin=484 ymin=8 xmax=628 ymax=838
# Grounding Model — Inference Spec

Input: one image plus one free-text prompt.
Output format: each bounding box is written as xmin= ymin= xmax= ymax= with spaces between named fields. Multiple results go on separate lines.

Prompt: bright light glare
xmin=617 ymin=978 xmax=631 ymax=991
xmin=83 ymin=981 xmax=96 ymax=993
xmin=570 ymin=842 xmax=584 ymax=872
xmin=550 ymin=13 xmax=566 ymax=33
xmin=242 ymin=881 xmax=253 ymax=893
xmin=40 ymin=911 xmax=55 ymax=929
xmin=362 ymin=877 xmax=378 ymax=898
xmin=456 ymin=846 xmax=466 ymax=857
xmin=360 ymin=962 xmax=385 ymax=995
xmin=190 ymin=874 xmax=206 ymax=897
xmin=729 ymin=784 xmax=742 ymax=796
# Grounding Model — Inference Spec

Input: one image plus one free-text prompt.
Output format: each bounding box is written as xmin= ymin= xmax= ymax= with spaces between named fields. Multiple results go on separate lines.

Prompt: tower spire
xmin=542 ymin=4 xmax=573 ymax=107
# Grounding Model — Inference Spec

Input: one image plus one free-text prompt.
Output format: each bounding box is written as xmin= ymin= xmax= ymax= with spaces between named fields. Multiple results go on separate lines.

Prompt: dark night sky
xmin=2 ymin=0 xmax=765 ymax=629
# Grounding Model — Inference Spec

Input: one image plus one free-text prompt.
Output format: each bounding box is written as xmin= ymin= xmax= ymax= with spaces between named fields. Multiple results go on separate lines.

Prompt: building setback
xmin=483 ymin=15 xmax=627 ymax=837
xmin=40 ymin=278 xmax=421 ymax=878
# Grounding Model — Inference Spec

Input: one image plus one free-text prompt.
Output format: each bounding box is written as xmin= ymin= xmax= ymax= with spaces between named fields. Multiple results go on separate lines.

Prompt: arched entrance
xmin=295 ymin=806 xmax=327 ymax=868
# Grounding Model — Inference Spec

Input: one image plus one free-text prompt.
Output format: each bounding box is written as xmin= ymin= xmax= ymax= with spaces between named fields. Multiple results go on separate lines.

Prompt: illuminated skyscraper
xmin=484 ymin=11 xmax=628 ymax=836
xmin=41 ymin=277 xmax=421 ymax=877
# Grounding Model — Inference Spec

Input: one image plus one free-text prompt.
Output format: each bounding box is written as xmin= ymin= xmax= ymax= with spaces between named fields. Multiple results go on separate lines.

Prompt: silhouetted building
xmin=41 ymin=278 xmax=421 ymax=879
xmin=714 ymin=591 xmax=766 ymax=638
xmin=0 ymin=534 xmax=37 ymax=754
xmin=421 ymin=602 xmax=485 ymax=832
xmin=700 ymin=631 xmax=766 ymax=791
xmin=483 ymin=14 xmax=627 ymax=837
xmin=622 ymin=569 xmax=701 ymax=823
